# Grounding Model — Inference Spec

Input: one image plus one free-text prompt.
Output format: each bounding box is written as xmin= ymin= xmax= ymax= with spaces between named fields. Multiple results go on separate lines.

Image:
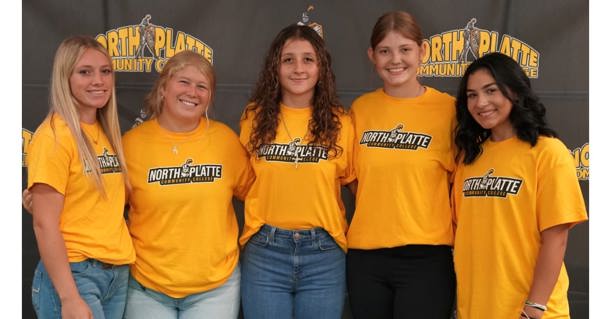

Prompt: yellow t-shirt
xmin=123 ymin=118 xmax=253 ymax=298
xmin=239 ymin=104 xmax=355 ymax=251
xmin=27 ymin=114 xmax=135 ymax=265
xmin=347 ymin=87 xmax=456 ymax=249
xmin=453 ymin=136 xmax=588 ymax=318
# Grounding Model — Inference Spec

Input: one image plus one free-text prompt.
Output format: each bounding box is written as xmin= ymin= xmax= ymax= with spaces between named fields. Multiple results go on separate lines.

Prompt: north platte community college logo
xmin=462 ymin=168 xmax=523 ymax=198
xmin=148 ymin=159 xmax=222 ymax=185
xmin=22 ymin=128 xmax=33 ymax=167
xmin=97 ymin=148 xmax=122 ymax=174
xmin=297 ymin=5 xmax=323 ymax=38
xmin=360 ymin=124 xmax=432 ymax=150
xmin=571 ymin=143 xmax=589 ymax=181
xmin=257 ymin=138 xmax=329 ymax=166
xmin=95 ymin=15 xmax=213 ymax=72
xmin=419 ymin=18 xmax=540 ymax=78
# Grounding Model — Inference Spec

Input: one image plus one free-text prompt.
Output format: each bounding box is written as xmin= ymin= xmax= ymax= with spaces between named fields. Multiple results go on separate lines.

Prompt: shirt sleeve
xmin=27 ymin=128 xmax=72 ymax=195
xmin=339 ymin=113 xmax=356 ymax=185
xmin=536 ymin=140 xmax=588 ymax=231
xmin=232 ymin=140 xmax=255 ymax=201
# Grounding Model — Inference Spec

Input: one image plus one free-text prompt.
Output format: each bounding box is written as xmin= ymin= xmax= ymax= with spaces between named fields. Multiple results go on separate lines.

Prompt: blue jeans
xmin=31 ymin=259 xmax=130 ymax=319
xmin=123 ymin=265 xmax=240 ymax=319
xmin=241 ymin=224 xmax=346 ymax=319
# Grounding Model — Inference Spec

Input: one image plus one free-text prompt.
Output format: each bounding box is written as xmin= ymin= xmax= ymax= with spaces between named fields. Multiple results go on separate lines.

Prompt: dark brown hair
xmin=243 ymin=24 xmax=344 ymax=157
xmin=455 ymin=53 xmax=557 ymax=164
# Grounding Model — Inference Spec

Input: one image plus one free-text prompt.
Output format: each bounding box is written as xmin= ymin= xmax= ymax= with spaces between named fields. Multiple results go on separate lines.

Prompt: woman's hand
xmin=520 ymin=306 xmax=544 ymax=319
xmin=23 ymin=188 xmax=33 ymax=213
xmin=61 ymin=295 xmax=93 ymax=319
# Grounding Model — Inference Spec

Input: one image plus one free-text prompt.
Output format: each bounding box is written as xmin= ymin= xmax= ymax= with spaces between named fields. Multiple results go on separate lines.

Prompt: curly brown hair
xmin=243 ymin=24 xmax=344 ymax=158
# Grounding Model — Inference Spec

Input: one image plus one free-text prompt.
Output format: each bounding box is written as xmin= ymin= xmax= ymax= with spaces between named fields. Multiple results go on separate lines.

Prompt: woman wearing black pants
xmin=346 ymin=11 xmax=456 ymax=318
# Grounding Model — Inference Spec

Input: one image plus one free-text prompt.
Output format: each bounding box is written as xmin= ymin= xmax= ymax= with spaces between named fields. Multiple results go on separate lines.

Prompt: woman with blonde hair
xmin=122 ymin=50 xmax=253 ymax=319
xmin=27 ymin=35 xmax=135 ymax=319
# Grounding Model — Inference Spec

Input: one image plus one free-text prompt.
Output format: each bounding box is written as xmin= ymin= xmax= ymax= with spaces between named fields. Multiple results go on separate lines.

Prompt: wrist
xmin=521 ymin=299 xmax=546 ymax=319
xmin=525 ymin=299 xmax=547 ymax=312
xmin=59 ymin=291 xmax=82 ymax=304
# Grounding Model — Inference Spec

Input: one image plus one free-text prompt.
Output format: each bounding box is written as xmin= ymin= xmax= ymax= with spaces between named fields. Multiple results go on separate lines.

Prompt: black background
xmin=22 ymin=1 xmax=589 ymax=318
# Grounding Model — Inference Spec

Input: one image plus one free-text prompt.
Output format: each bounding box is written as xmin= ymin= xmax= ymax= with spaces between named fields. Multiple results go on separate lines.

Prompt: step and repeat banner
xmin=22 ymin=1 xmax=589 ymax=318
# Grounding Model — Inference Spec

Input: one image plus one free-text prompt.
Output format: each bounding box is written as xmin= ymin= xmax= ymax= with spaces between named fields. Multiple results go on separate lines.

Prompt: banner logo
xmin=22 ymin=128 xmax=33 ymax=167
xmin=462 ymin=168 xmax=523 ymax=198
xmin=297 ymin=5 xmax=323 ymax=38
xmin=419 ymin=18 xmax=540 ymax=78
xmin=571 ymin=143 xmax=589 ymax=181
xmin=96 ymin=14 xmax=213 ymax=73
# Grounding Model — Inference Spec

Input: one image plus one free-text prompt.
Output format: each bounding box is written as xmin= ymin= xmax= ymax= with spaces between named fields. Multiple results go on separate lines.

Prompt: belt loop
xmin=269 ymin=226 xmax=276 ymax=243
xmin=310 ymin=228 xmax=317 ymax=248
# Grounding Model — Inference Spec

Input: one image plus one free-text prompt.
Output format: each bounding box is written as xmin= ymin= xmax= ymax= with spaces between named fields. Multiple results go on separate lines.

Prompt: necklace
xmin=279 ymin=113 xmax=300 ymax=168
xmin=164 ymin=118 xmax=210 ymax=155
xmin=83 ymin=123 xmax=100 ymax=145
xmin=171 ymin=138 xmax=191 ymax=155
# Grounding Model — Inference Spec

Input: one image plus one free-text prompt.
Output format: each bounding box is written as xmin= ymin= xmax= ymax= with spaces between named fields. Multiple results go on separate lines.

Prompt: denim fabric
xmin=123 ymin=265 xmax=240 ymax=319
xmin=31 ymin=259 xmax=130 ymax=319
xmin=241 ymin=224 xmax=346 ymax=319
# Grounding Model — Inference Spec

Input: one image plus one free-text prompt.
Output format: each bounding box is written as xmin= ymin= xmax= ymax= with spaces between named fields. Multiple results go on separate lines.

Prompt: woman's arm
xmin=31 ymin=183 xmax=92 ymax=319
xmin=346 ymin=180 xmax=358 ymax=195
xmin=521 ymin=223 xmax=570 ymax=319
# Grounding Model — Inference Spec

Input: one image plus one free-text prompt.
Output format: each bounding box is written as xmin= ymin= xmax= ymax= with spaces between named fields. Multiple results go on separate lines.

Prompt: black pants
xmin=346 ymin=245 xmax=456 ymax=319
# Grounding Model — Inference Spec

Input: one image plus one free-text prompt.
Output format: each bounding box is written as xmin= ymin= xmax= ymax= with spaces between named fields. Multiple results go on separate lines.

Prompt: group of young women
xmin=25 ymin=9 xmax=587 ymax=319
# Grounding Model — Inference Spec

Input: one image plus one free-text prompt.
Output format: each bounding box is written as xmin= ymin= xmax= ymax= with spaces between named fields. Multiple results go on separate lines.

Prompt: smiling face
xmin=368 ymin=30 xmax=424 ymax=96
xmin=466 ymin=68 xmax=515 ymax=141
xmin=278 ymin=38 xmax=320 ymax=107
xmin=69 ymin=48 xmax=113 ymax=122
xmin=159 ymin=64 xmax=211 ymax=132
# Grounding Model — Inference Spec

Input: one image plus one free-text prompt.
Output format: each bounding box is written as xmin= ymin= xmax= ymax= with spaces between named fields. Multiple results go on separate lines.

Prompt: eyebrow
xmin=75 ymin=64 xmax=111 ymax=69
xmin=281 ymin=52 xmax=315 ymax=56
xmin=177 ymin=75 xmax=208 ymax=84
xmin=467 ymin=82 xmax=497 ymax=91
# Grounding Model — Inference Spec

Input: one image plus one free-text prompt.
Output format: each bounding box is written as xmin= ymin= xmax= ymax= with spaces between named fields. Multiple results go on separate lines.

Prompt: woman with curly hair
xmin=453 ymin=52 xmax=588 ymax=319
xmin=239 ymin=24 xmax=354 ymax=319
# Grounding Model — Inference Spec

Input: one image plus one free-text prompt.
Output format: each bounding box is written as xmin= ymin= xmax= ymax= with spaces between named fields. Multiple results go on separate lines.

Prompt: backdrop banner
xmin=22 ymin=1 xmax=589 ymax=318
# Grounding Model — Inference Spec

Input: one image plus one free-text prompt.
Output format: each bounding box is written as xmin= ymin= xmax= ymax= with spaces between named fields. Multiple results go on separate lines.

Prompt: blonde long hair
xmin=48 ymin=35 xmax=128 ymax=195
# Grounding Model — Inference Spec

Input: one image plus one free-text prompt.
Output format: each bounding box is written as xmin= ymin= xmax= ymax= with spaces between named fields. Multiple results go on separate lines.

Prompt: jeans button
xmin=294 ymin=233 xmax=301 ymax=240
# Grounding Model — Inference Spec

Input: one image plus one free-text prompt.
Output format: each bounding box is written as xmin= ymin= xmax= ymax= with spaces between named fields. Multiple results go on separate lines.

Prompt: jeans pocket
xmin=248 ymin=231 xmax=269 ymax=247
xmin=128 ymin=275 xmax=146 ymax=292
xmin=318 ymin=235 xmax=339 ymax=251
xmin=70 ymin=259 xmax=92 ymax=276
